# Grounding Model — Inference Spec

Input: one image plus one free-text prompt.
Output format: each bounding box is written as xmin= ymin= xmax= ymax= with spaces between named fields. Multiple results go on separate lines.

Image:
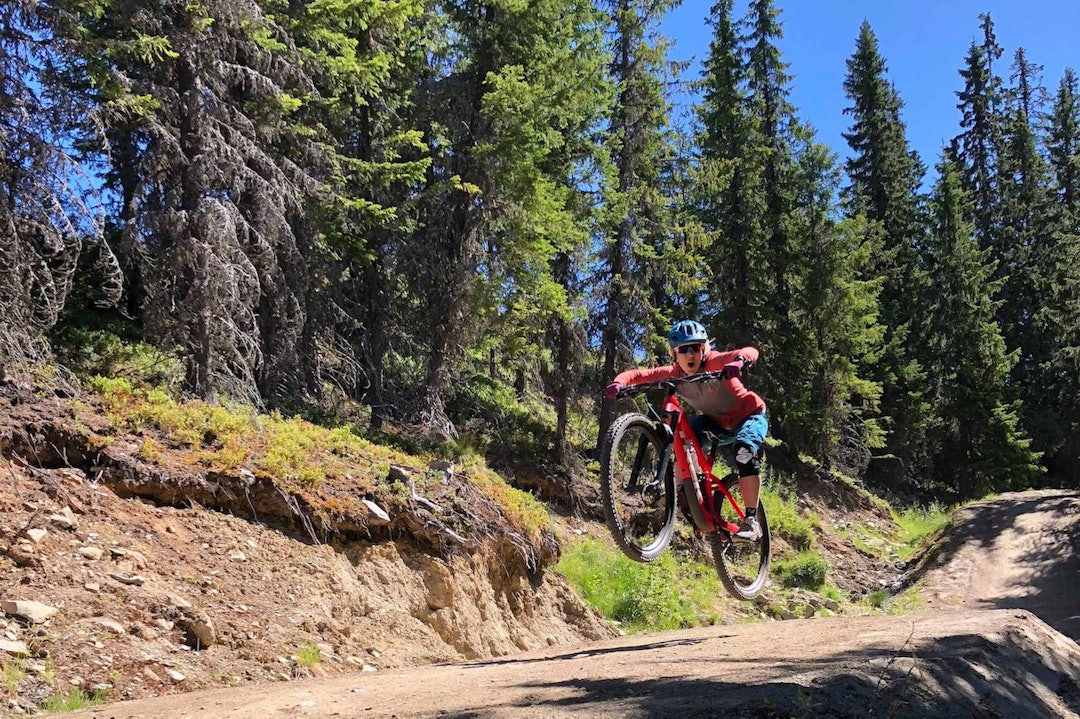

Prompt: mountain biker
xmin=604 ymin=319 xmax=768 ymax=541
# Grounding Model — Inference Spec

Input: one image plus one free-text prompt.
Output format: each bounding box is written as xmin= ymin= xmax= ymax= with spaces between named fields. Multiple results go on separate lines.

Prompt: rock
xmin=23 ymin=528 xmax=47 ymax=544
xmin=5 ymin=542 xmax=37 ymax=567
xmin=178 ymin=612 xmax=216 ymax=649
xmin=0 ymin=640 xmax=29 ymax=657
xmin=361 ymin=499 xmax=391 ymax=525
xmin=108 ymin=573 xmax=146 ymax=586
xmin=0 ymin=600 xmax=59 ymax=624
xmin=228 ymin=551 xmax=247 ymax=562
xmin=428 ymin=460 xmax=454 ymax=482
xmin=142 ymin=667 xmax=162 ymax=683
xmin=133 ymin=624 xmax=158 ymax=640
xmin=109 ymin=548 xmax=148 ymax=569
xmin=48 ymin=507 xmax=79 ymax=530
xmin=167 ymin=593 xmax=194 ymax=610
xmin=164 ymin=669 xmax=186 ymax=683
xmin=78 ymin=547 xmax=103 ymax=561
xmin=84 ymin=582 xmax=100 ymax=593
xmin=388 ymin=464 xmax=411 ymax=483
xmin=92 ymin=617 xmax=127 ymax=634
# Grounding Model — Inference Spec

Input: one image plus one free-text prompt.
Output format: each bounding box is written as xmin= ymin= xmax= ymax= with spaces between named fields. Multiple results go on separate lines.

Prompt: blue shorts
xmin=690 ymin=412 xmax=768 ymax=454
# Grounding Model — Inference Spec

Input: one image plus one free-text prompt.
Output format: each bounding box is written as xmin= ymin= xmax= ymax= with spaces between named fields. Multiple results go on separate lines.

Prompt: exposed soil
xmin=48 ymin=491 xmax=1079 ymax=719
xmin=0 ymin=377 xmax=1077 ymax=718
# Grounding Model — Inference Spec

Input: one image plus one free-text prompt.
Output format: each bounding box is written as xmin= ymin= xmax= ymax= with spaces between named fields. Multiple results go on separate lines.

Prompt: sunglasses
xmin=676 ymin=343 xmax=704 ymax=355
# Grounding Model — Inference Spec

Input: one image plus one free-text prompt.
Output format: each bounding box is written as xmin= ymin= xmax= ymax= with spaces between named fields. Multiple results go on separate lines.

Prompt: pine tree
xmin=276 ymin=0 xmax=429 ymax=421
xmin=736 ymin=0 xmax=801 ymax=438
xmin=788 ymin=134 xmax=883 ymax=468
xmin=696 ymin=0 xmax=759 ymax=345
xmin=64 ymin=0 xmax=339 ymax=404
xmin=922 ymin=160 xmax=1040 ymax=498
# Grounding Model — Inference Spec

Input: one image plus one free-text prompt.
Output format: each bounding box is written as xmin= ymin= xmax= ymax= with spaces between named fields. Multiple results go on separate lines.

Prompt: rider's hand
xmin=604 ymin=381 xmax=624 ymax=400
xmin=720 ymin=359 xmax=744 ymax=380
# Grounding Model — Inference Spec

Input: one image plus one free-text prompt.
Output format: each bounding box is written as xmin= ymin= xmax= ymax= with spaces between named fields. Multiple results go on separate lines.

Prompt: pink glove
xmin=721 ymin=359 xmax=744 ymax=380
xmin=604 ymin=382 xmax=624 ymax=400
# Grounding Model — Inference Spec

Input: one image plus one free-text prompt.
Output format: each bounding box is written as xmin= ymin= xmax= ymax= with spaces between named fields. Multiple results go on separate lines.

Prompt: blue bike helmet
xmin=668 ymin=319 xmax=709 ymax=348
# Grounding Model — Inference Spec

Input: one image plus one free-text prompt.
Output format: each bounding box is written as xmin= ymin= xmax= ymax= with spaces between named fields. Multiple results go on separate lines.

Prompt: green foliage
xmin=773 ymin=551 xmax=829 ymax=589
xmin=465 ymin=464 xmax=550 ymax=543
xmin=87 ymin=377 xmax=378 ymax=489
xmin=556 ymin=538 xmax=723 ymax=633
xmin=865 ymin=585 xmax=927 ymax=615
xmin=448 ymin=373 xmax=557 ymax=465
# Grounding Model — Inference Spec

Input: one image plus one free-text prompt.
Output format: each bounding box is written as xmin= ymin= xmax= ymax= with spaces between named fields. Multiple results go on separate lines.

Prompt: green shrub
xmin=773 ymin=551 xmax=829 ymax=589
xmin=55 ymin=329 xmax=183 ymax=390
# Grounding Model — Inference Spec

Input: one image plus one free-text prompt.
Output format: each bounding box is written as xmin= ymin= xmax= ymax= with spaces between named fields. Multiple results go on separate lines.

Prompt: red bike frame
xmin=659 ymin=389 xmax=746 ymax=536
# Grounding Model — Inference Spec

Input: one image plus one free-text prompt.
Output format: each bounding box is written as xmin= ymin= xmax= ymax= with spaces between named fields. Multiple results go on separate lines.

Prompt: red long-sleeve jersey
xmin=613 ymin=347 xmax=766 ymax=431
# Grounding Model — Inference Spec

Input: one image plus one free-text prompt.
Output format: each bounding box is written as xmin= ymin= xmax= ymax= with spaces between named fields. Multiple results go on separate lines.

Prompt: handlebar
xmin=615 ymin=371 xmax=731 ymax=398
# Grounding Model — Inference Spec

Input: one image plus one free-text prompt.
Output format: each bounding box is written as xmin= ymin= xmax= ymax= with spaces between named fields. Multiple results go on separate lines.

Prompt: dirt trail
xmin=54 ymin=490 xmax=1080 ymax=719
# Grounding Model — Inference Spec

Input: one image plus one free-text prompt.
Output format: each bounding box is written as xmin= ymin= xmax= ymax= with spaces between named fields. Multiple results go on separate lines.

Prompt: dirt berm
xmin=54 ymin=490 xmax=1079 ymax=719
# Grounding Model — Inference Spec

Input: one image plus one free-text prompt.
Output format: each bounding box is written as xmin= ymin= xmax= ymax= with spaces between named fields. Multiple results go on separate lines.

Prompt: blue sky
xmin=660 ymin=0 xmax=1080 ymax=170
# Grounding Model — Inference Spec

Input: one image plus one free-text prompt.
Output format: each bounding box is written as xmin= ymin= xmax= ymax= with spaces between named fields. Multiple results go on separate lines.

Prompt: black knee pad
xmin=733 ymin=443 xmax=761 ymax=477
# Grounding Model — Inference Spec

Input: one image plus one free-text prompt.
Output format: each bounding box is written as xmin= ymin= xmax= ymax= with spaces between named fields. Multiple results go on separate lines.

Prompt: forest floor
xmin=0 ymin=374 xmax=1076 ymax=718
xmin=49 ymin=490 xmax=1080 ymax=719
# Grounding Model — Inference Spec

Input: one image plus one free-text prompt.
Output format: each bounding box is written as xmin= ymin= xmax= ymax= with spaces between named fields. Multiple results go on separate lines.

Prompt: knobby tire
xmin=711 ymin=474 xmax=771 ymax=600
xmin=600 ymin=413 xmax=677 ymax=562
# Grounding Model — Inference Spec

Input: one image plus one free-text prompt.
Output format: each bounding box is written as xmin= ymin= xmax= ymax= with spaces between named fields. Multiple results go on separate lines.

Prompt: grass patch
xmin=866 ymin=584 xmax=926 ymax=615
xmin=295 ymin=643 xmax=321 ymax=668
xmin=773 ymin=551 xmax=829 ymax=589
xmin=762 ymin=487 xmax=816 ymax=551
xmin=892 ymin=504 xmax=952 ymax=560
xmin=556 ymin=537 xmax=724 ymax=633
xmin=87 ymin=377 xmax=391 ymax=490
xmin=43 ymin=688 xmax=108 ymax=712
xmin=2 ymin=660 xmax=24 ymax=693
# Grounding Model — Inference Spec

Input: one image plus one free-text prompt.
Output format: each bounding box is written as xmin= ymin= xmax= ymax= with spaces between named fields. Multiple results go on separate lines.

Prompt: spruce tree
xmin=953 ymin=13 xmax=1005 ymax=256
xmin=696 ymin=0 xmax=759 ymax=345
xmin=997 ymin=48 xmax=1055 ymax=453
xmin=922 ymin=160 xmax=1040 ymax=498
xmin=840 ymin=20 xmax=931 ymax=481
xmin=596 ymin=0 xmax=681 ymax=446
xmin=1043 ymin=68 xmax=1080 ymax=485
xmin=0 ymin=0 xmax=121 ymax=364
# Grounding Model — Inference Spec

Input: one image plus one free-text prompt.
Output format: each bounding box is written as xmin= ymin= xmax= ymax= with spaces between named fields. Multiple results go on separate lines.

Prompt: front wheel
xmin=711 ymin=475 xmax=771 ymax=600
xmin=600 ymin=413 xmax=677 ymax=562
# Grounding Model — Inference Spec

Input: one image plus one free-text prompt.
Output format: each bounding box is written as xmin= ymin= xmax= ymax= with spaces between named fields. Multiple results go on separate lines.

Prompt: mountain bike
xmin=600 ymin=372 xmax=771 ymax=600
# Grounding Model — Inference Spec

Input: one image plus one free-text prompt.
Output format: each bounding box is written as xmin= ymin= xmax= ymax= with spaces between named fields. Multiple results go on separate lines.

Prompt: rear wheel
xmin=600 ymin=413 xmax=676 ymax=562
xmin=711 ymin=474 xmax=771 ymax=600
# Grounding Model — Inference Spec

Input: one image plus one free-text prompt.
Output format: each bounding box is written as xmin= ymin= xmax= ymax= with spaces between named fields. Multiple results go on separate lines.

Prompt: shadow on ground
xmin=448 ymin=627 xmax=1080 ymax=719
